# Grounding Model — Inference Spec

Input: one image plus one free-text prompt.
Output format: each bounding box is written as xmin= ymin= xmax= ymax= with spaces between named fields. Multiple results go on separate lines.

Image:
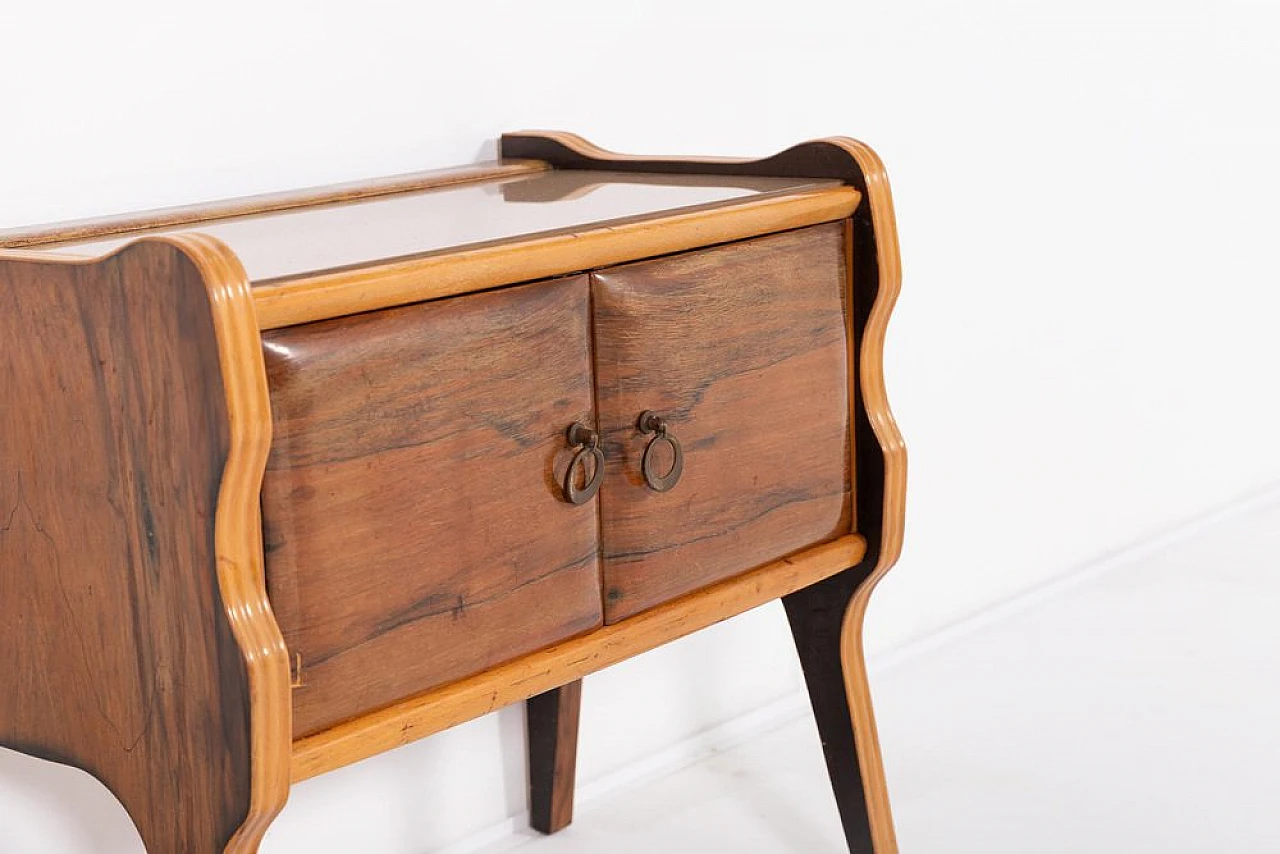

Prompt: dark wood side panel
xmin=0 ymin=244 xmax=252 ymax=852
xmin=526 ymin=679 xmax=583 ymax=835
xmin=262 ymin=276 xmax=604 ymax=738
xmin=592 ymin=224 xmax=853 ymax=622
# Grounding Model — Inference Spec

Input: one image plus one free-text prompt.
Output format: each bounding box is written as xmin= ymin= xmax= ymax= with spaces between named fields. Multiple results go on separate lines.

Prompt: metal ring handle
xmin=563 ymin=423 xmax=604 ymax=505
xmin=638 ymin=410 xmax=683 ymax=492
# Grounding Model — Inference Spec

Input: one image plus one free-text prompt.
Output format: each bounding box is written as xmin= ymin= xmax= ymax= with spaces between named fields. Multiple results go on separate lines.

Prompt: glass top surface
xmin=53 ymin=169 xmax=835 ymax=282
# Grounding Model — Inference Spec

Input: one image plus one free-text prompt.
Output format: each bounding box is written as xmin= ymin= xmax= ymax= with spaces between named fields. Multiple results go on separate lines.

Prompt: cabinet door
xmin=262 ymin=276 xmax=602 ymax=737
xmin=592 ymin=224 xmax=853 ymax=623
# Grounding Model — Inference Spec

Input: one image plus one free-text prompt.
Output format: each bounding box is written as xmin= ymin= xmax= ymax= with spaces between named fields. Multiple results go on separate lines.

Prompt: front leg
xmin=784 ymin=567 xmax=897 ymax=854
xmin=526 ymin=679 xmax=584 ymax=834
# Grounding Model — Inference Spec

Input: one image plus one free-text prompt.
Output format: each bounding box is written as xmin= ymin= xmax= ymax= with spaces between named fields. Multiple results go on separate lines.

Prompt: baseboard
xmin=437 ymin=479 xmax=1280 ymax=854
xmin=436 ymin=692 xmax=812 ymax=854
xmin=870 ymin=479 xmax=1280 ymax=674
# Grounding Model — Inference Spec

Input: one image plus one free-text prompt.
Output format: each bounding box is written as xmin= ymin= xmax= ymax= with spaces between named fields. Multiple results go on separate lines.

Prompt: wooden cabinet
xmin=0 ymin=131 xmax=905 ymax=854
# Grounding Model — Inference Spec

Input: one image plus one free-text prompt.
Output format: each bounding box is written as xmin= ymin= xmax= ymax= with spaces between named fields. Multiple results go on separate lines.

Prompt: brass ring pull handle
xmin=638 ymin=411 xmax=683 ymax=492
xmin=563 ymin=423 xmax=605 ymax=505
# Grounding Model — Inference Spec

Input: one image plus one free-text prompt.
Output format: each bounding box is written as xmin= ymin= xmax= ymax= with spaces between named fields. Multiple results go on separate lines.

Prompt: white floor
xmin=483 ymin=493 xmax=1280 ymax=853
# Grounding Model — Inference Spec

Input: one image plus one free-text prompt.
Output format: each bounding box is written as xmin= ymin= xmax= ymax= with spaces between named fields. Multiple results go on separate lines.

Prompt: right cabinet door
xmin=592 ymin=222 xmax=855 ymax=623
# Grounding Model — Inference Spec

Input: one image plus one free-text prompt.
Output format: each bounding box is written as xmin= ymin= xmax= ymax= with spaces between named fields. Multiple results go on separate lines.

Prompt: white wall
xmin=3 ymin=1 xmax=1279 ymax=851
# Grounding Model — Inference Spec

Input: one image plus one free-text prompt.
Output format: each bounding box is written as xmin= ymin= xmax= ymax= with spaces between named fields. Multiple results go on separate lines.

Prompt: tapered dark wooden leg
xmin=526 ymin=679 xmax=583 ymax=834
xmin=783 ymin=568 xmax=880 ymax=853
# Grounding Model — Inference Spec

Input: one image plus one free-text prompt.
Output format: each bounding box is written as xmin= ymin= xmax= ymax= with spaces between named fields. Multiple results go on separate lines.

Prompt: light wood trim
xmin=835 ymin=139 xmax=906 ymax=854
xmin=290 ymin=534 xmax=866 ymax=782
xmin=0 ymin=160 xmax=548 ymax=249
xmin=252 ymin=186 xmax=860 ymax=329
xmin=155 ymin=234 xmax=293 ymax=853
xmin=0 ymin=247 xmax=101 ymax=263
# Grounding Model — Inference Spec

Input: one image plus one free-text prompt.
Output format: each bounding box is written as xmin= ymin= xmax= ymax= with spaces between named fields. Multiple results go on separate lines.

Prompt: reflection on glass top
xmin=56 ymin=169 xmax=837 ymax=283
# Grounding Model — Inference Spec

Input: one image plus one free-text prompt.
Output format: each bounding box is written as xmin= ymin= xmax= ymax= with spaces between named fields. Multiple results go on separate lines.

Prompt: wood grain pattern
xmin=0 ymin=237 xmax=290 ymax=853
xmin=292 ymin=534 xmax=866 ymax=781
xmin=592 ymin=224 xmax=852 ymax=622
xmin=261 ymin=276 xmax=604 ymax=738
xmin=251 ymin=186 xmax=858 ymax=329
xmin=526 ymin=679 xmax=583 ymax=834
xmin=501 ymin=131 xmax=906 ymax=853
xmin=0 ymin=160 xmax=547 ymax=249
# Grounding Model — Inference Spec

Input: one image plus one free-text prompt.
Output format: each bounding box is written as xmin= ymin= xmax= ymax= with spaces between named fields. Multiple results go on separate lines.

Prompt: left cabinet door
xmin=261 ymin=276 xmax=603 ymax=738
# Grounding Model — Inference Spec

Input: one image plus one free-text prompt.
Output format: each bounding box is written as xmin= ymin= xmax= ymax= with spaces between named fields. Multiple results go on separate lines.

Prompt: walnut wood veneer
xmin=261 ymin=276 xmax=604 ymax=738
xmin=0 ymin=131 xmax=905 ymax=853
xmin=593 ymin=223 xmax=853 ymax=622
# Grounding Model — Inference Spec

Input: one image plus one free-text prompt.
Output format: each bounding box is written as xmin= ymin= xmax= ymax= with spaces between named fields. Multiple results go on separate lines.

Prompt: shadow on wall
xmin=0 ymin=747 xmax=142 ymax=853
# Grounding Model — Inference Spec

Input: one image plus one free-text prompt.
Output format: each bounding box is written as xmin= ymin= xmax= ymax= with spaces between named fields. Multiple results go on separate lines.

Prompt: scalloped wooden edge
xmin=167 ymin=234 xmax=292 ymax=853
xmin=831 ymin=138 xmax=906 ymax=854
